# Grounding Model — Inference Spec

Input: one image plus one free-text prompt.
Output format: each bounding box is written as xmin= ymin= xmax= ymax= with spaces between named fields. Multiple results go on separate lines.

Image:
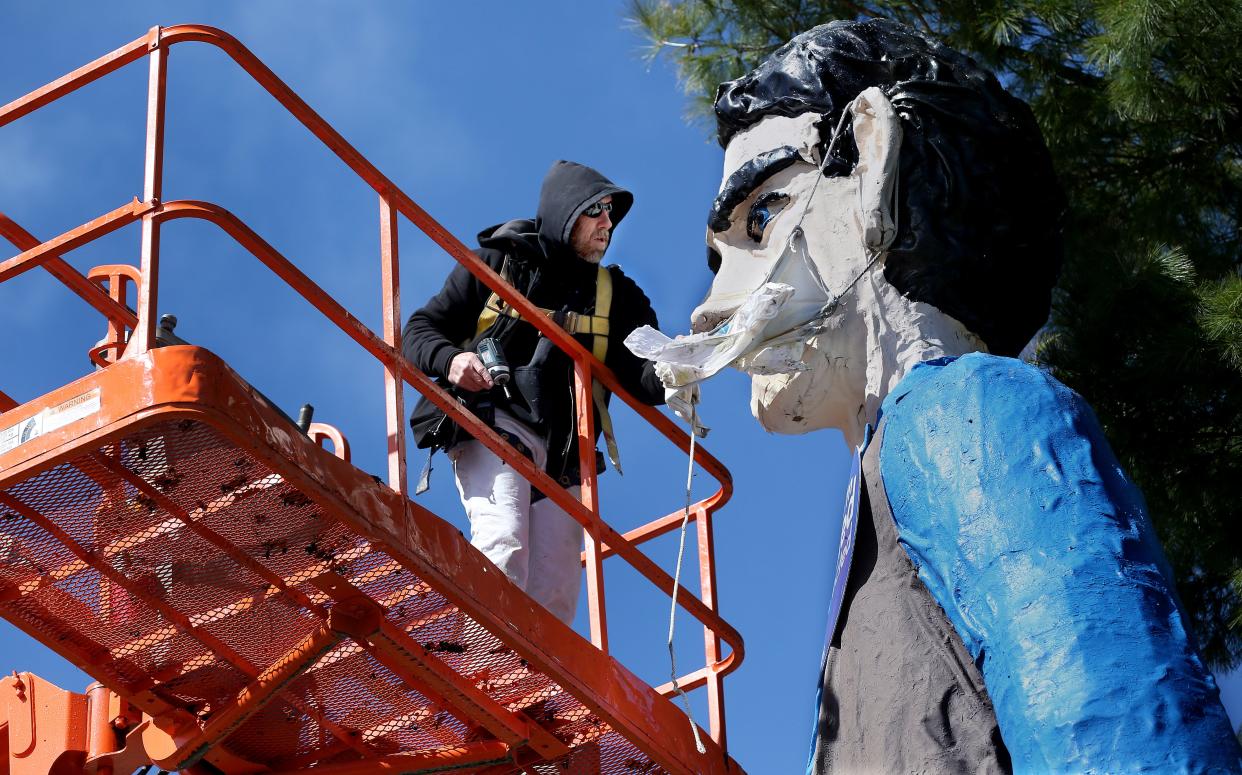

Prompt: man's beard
xmin=579 ymin=232 xmax=609 ymax=263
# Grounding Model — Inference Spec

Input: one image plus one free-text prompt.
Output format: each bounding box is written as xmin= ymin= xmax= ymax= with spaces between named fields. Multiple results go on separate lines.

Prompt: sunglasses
xmin=582 ymin=200 xmax=614 ymax=218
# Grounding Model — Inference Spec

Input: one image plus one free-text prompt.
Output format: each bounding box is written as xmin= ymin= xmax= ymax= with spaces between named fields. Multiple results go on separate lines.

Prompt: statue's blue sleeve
xmin=879 ymin=353 xmax=1241 ymax=774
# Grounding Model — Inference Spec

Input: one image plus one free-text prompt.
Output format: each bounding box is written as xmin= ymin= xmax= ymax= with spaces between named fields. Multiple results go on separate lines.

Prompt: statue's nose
xmin=690 ymin=302 xmax=736 ymax=334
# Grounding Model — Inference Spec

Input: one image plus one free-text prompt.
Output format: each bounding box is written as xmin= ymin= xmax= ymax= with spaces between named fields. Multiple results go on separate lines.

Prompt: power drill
xmin=476 ymin=337 xmax=513 ymax=400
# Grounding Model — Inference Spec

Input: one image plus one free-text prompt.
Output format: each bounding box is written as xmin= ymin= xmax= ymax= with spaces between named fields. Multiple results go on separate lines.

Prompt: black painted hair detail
xmin=714 ymin=18 xmax=1064 ymax=356
xmin=708 ymin=146 xmax=802 ymax=233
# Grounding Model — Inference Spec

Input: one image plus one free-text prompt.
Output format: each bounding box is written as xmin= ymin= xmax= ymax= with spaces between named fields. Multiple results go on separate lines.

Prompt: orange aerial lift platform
xmin=0 ymin=25 xmax=743 ymax=775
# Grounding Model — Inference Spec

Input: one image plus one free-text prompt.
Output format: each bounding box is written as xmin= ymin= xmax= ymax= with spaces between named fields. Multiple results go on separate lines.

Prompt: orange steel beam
xmin=586 ymin=506 xmax=706 ymax=563
xmin=0 ymin=199 xmax=153 ymax=286
xmin=575 ymin=361 xmax=608 ymax=653
xmin=0 ymin=491 xmax=269 ymax=671
xmin=39 ymin=449 xmax=379 ymax=760
xmin=697 ymin=507 xmax=727 ymax=749
xmin=129 ymin=31 xmax=167 ymax=357
xmin=147 ymin=609 xmax=367 ymax=772
xmin=265 ymin=743 xmax=514 ymax=775
xmin=150 ymin=627 xmax=339 ymax=769
xmin=84 ymin=445 xmax=507 ymax=751
xmin=0 ymin=30 xmax=153 ymax=127
xmin=309 ymin=574 xmax=570 ymax=762
xmin=378 ymin=195 xmax=407 ymax=496
xmin=0 ymin=212 xmax=138 ymax=331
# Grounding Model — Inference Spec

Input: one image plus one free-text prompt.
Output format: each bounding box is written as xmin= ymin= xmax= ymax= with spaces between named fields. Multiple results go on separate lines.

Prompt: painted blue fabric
xmin=879 ymin=352 xmax=1241 ymax=774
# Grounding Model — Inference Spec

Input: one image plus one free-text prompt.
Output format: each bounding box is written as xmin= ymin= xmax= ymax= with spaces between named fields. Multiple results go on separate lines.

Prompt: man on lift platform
xmin=403 ymin=160 xmax=666 ymax=624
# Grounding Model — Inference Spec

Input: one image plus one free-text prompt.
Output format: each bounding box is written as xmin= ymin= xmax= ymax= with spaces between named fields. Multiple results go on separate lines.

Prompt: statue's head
xmin=693 ymin=18 xmax=1063 ymax=436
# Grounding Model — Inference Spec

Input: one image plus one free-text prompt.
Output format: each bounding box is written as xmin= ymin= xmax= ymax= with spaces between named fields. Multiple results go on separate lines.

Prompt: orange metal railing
xmin=0 ymin=23 xmax=740 ymax=754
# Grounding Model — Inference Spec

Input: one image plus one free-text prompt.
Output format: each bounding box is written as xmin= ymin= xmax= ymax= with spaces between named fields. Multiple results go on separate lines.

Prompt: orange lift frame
xmin=0 ymin=24 xmax=743 ymax=775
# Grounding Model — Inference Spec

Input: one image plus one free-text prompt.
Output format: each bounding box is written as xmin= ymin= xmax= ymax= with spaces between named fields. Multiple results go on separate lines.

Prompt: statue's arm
xmin=878 ymin=353 xmax=1241 ymax=773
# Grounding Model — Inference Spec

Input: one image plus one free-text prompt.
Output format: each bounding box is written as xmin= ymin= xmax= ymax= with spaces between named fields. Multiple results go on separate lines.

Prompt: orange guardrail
xmin=0 ymin=23 xmax=742 ymax=774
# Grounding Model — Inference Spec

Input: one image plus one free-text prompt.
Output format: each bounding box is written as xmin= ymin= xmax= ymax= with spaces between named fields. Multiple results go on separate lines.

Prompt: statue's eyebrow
xmin=707 ymin=146 xmax=802 ymax=233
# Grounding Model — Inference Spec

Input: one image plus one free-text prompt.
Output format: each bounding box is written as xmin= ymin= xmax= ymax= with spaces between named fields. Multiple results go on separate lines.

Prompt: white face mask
xmin=751 ymin=226 xmax=835 ymax=340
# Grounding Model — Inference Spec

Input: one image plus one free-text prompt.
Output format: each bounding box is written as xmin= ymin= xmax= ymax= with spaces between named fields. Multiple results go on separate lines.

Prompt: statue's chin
xmin=749 ymin=369 xmax=849 ymax=436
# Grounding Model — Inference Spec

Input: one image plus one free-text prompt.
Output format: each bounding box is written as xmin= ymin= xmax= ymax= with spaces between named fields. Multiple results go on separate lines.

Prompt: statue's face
xmin=693 ymin=104 xmax=898 ymax=435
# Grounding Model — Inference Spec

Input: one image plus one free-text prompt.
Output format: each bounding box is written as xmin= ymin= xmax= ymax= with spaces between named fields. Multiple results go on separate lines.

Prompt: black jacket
xmin=403 ymin=161 xmax=665 ymax=483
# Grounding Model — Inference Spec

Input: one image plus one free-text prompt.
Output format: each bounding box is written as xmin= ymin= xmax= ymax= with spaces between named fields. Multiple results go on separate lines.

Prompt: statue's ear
xmin=848 ymin=86 xmax=902 ymax=252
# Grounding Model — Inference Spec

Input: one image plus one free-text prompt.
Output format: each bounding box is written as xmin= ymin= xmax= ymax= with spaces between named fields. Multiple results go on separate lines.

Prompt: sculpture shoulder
xmin=873 ymin=352 xmax=1143 ymax=618
xmin=877 ymin=352 xmax=1106 ymax=478
xmin=873 ymin=350 xmax=1149 ymax=658
xmin=882 ymin=351 xmax=1086 ymax=432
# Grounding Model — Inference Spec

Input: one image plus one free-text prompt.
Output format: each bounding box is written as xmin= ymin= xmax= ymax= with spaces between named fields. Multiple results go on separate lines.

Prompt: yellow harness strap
xmin=474 ymin=265 xmax=623 ymax=473
xmin=588 ymin=268 xmax=621 ymax=474
xmin=475 ymin=263 xmax=612 ymax=341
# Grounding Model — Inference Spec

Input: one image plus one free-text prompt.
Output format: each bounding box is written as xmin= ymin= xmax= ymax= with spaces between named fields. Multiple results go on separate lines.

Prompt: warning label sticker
xmin=0 ymin=388 xmax=101 ymax=457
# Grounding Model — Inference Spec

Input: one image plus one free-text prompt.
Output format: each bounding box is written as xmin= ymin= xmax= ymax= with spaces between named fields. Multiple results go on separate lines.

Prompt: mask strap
xmin=748 ymin=108 xmax=855 ymax=300
xmin=796 ymin=104 xmax=893 ymax=324
xmin=785 ymin=107 xmax=854 ymax=240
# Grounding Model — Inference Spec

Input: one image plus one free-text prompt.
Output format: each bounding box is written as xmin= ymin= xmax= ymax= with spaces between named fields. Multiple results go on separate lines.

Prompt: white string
xmin=667 ymin=397 xmax=707 ymax=754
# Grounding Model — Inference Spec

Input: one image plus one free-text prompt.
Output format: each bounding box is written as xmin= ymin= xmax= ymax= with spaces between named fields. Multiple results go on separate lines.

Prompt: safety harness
xmin=475 ymin=263 xmax=624 ymax=473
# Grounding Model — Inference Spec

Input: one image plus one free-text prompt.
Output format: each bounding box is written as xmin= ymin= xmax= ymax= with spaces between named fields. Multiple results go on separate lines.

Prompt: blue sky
xmin=1 ymin=2 xmax=1237 ymax=772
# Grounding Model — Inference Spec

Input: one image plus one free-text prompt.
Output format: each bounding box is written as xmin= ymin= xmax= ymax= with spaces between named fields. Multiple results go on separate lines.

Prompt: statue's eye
xmin=746 ymin=191 xmax=789 ymax=243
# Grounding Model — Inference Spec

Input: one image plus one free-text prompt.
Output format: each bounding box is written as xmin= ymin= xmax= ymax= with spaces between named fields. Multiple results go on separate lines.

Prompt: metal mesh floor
xmin=0 ymin=416 xmax=665 ymax=773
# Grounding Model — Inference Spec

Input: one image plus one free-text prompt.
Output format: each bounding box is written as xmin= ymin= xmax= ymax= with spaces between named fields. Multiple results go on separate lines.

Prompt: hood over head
xmin=478 ymin=218 xmax=540 ymax=254
xmin=536 ymin=160 xmax=633 ymax=255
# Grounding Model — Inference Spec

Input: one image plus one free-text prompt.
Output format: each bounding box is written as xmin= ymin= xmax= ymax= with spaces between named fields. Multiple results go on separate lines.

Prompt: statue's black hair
xmin=715 ymin=18 xmax=1064 ymax=356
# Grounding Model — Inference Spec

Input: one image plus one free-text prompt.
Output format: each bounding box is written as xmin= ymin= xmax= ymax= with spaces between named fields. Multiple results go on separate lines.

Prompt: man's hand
xmin=447 ymin=351 xmax=494 ymax=392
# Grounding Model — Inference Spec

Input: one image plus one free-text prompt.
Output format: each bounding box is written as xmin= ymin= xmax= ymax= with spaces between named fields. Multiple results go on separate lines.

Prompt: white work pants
xmin=450 ymin=413 xmax=582 ymax=625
